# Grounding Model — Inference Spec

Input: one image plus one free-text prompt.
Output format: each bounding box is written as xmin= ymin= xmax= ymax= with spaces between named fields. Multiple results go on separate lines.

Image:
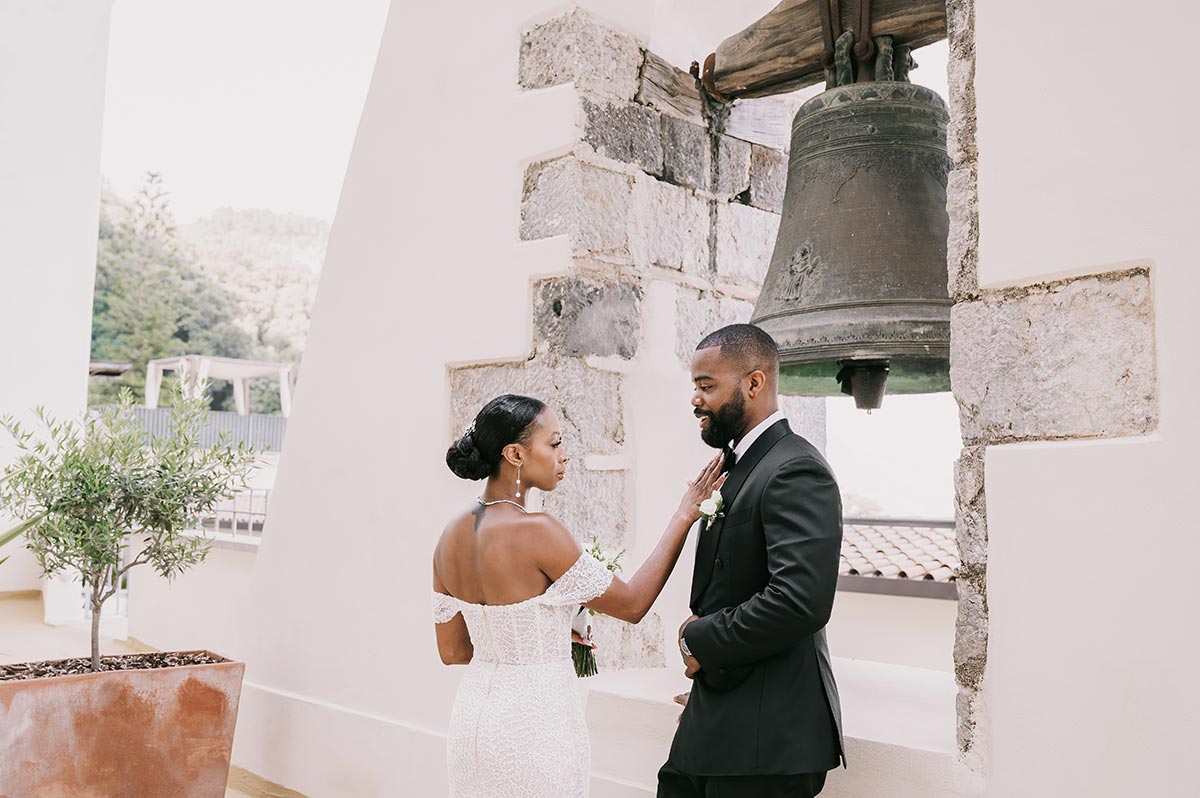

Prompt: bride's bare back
xmin=433 ymin=504 xmax=559 ymax=607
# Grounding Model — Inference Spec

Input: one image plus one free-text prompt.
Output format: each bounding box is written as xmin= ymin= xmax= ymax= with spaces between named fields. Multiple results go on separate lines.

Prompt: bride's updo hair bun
xmin=445 ymin=432 xmax=490 ymax=481
xmin=446 ymin=394 xmax=547 ymax=481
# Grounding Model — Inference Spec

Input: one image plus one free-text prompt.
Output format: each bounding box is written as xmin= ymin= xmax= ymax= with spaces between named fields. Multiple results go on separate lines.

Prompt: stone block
xmin=630 ymin=173 xmax=710 ymax=276
xmin=589 ymin=614 xmax=624 ymax=670
xmin=946 ymin=166 xmax=979 ymax=299
xmin=749 ymin=145 xmax=788 ymax=213
xmin=714 ymin=135 xmax=751 ymax=201
xmin=518 ymin=8 xmax=642 ymax=101
xmin=521 ymin=158 xmax=572 ymax=242
xmin=619 ymin=611 xmax=666 ymax=668
xmin=725 ymin=93 xmax=804 ymax=152
xmin=956 ymin=686 xmax=982 ymax=754
xmin=715 ymin=203 xmax=780 ymax=286
xmin=945 ymin=0 xmax=976 ymax=167
xmin=448 ymin=361 xmax=523 ymax=440
xmin=945 ymin=0 xmax=976 ymax=62
xmin=580 ymin=96 xmax=663 ymax=176
xmin=780 ymin=395 xmax=827 ymax=454
xmin=534 ymin=276 xmax=642 ymax=360
xmin=575 ymin=163 xmax=633 ymax=259
xmin=521 ymin=157 xmax=632 ymax=260
xmin=953 ymin=445 xmax=988 ymax=566
xmin=590 ymin=611 xmax=665 ymax=671
xmin=661 ymin=115 xmax=710 ymax=191
xmin=673 ymin=289 xmax=756 ymax=369
xmin=542 ymin=466 xmax=627 ymax=551
xmin=449 ymin=357 xmax=625 ymax=457
xmin=951 ymin=270 xmax=1158 ymax=443
xmin=953 ymin=576 xmax=987 ymax=690
xmin=946 ymin=52 xmax=977 ymax=168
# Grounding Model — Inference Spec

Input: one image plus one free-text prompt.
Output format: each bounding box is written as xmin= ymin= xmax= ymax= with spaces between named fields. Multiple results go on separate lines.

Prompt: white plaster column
xmin=966 ymin=1 xmax=1199 ymax=794
xmin=0 ymin=1 xmax=116 ymax=594
xmin=232 ymin=3 xmax=612 ymax=795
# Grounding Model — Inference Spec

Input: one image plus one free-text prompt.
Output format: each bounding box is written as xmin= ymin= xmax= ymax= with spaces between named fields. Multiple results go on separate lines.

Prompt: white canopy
xmin=145 ymin=355 xmax=295 ymax=417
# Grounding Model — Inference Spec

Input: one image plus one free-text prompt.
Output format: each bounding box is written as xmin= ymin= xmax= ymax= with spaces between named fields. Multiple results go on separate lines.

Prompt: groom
xmin=659 ymin=324 xmax=845 ymax=798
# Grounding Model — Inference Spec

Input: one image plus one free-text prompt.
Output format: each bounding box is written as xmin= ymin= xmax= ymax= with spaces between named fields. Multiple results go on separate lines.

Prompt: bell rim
xmin=777 ymin=355 xmax=951 ymax=397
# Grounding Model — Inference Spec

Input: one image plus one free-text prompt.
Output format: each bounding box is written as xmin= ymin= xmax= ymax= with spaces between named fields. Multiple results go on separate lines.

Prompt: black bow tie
xmin=721 ymin=446 xmax=737 ymax=473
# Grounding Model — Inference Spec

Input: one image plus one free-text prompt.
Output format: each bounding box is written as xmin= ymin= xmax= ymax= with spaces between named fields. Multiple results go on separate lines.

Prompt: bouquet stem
xmin=572 ymin=641 xmax=598 ymax=678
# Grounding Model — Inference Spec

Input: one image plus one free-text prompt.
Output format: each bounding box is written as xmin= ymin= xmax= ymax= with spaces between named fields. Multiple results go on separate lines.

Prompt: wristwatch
xmin=679 ymin=634 xmax=694 ymax=659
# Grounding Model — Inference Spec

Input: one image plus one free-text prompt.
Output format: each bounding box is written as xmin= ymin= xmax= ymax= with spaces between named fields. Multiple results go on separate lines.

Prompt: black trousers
xmin=658 ymin=762 xmax=827 ymax=798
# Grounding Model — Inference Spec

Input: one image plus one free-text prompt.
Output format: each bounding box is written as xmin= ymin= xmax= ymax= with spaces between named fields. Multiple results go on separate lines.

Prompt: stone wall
xmin=945 ymin=0 xmax=1159 ymax=777
xmin=448 ymin=8 xmax=824 ymax=670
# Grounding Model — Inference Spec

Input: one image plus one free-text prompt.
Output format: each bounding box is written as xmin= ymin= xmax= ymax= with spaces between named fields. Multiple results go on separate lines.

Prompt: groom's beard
xmin=697 ymin=388 xmax=747 ymax=449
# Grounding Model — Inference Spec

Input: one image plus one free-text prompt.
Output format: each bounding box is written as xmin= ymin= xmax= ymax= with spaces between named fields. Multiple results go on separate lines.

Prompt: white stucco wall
xmin=0 ymin=1 xmax=114 ymax=593
xmin=233 ymin=3 xmax=604 ymax=793
xmin=127 ymin=544 xmax=256 ymax=659
xmin=829 ymin=591 xmax=956 ymax=673
xmin=973 ymin=1 xmax=1198 ymax=795
xmin=646 ymin=0 xmax=776 ymax=70
xmin=125 ymin=454 xmax=277 ymax=656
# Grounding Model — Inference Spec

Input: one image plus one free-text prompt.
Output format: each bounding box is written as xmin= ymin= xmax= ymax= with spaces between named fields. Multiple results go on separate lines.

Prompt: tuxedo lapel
xmin=690 ymin=419 xmax=792 ymax=608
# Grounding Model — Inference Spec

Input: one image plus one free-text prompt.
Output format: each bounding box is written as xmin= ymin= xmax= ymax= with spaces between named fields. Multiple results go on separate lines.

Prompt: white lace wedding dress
xmin=432 ymin=551 xmax=614 ymax=798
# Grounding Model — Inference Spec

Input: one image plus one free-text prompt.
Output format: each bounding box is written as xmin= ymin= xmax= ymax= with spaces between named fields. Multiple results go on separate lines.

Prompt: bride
xmin=433 ymin=394 xmax=724 ymax=798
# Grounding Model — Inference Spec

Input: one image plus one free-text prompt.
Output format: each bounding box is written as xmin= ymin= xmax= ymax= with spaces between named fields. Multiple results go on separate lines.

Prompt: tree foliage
xmin=90 ymin=173 xmax=325 ymax=413
xmin=91 ymin=174 xmax=253 ymax=409
xmin=0 ymin=386 xmax=258 ymax=670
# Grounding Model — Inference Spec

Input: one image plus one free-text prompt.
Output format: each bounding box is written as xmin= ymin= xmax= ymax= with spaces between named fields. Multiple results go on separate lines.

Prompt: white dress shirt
xmin=731 ymin=409 xmax=788 ymax=461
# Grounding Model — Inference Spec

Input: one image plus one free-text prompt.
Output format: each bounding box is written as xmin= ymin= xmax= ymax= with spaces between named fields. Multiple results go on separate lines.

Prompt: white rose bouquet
xmin=572 ymin=536 xmax=625 ymax=678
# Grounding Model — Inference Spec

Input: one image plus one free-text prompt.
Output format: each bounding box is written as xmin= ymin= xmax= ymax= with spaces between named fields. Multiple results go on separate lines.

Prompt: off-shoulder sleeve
xmin=540 ymin=553 xmax=614 ymax=606
xmin=432 ymin=591 xmax=460 ymax=624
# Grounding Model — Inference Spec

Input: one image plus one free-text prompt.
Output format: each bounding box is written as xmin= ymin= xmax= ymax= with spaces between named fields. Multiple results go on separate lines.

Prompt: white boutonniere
xmin=698 ymin=490 xmax=725 ymax=527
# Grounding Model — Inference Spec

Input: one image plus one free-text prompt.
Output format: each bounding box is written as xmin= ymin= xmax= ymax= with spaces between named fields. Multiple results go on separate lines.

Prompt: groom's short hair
xmin=696 ymin=324 xmax=780 ymax=380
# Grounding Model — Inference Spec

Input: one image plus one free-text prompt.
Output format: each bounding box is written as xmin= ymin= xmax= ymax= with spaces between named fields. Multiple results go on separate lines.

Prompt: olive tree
xmin=0 ymin=387 xmax=257 ymax=670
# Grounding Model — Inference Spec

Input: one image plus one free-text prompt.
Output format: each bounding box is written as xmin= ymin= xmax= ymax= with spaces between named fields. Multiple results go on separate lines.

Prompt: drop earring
xmin=515 ymin=463 xmax=522 ymax=498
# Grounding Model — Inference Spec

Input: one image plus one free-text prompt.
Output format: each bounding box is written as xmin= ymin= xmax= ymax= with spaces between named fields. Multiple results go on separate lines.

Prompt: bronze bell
xmin=750 ymin=81 xmax=952 ymax=409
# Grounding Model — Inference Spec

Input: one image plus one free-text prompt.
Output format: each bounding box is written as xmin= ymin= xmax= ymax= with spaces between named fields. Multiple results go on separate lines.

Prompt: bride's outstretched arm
xmin=537 ymin=454 xmax=725 ymax=624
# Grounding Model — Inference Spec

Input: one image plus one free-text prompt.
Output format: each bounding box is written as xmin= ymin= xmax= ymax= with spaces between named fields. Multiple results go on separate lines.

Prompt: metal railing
xmin=80 ymin=489 xmax=272 ymax=620
xmin=193 ymin=488 xmax=270 ymax=546
xmin=105 ymin=406 xmax=289 ymax=452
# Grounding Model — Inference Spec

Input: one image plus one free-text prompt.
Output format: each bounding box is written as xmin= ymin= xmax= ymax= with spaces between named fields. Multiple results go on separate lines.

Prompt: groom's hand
xmin=678 ymin=615 xmax=702 ymax=678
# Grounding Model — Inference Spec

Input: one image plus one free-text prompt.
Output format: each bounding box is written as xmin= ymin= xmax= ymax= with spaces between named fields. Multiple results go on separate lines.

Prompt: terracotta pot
xmin=0 ymin=651 xmax=244 ymax=798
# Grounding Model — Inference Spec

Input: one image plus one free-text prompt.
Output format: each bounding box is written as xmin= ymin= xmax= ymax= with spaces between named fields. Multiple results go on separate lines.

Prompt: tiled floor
xmin=0 ymin=593 xmax=246 ymax=798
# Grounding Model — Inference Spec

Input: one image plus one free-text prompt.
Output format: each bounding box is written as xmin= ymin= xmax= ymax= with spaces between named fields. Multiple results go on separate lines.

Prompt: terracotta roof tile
xmin=841 ymin=519 xmax=957 ymax=583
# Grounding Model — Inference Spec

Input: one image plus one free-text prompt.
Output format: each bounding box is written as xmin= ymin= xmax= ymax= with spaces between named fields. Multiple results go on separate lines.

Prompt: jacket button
xmin=715 ymin=557 xmax=723 ymax=570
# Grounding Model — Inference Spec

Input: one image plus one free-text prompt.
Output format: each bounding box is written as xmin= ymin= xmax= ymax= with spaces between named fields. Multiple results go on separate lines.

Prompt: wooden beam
xmin=635 ymin=51 xmax=704 ymax=124
xmin=707 ymin=0 xmax=947 ymax=100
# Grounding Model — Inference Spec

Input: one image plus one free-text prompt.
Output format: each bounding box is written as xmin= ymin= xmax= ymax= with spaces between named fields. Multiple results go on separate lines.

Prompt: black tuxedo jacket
xmin=669 ymin=419 xmax=845 ymax=776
